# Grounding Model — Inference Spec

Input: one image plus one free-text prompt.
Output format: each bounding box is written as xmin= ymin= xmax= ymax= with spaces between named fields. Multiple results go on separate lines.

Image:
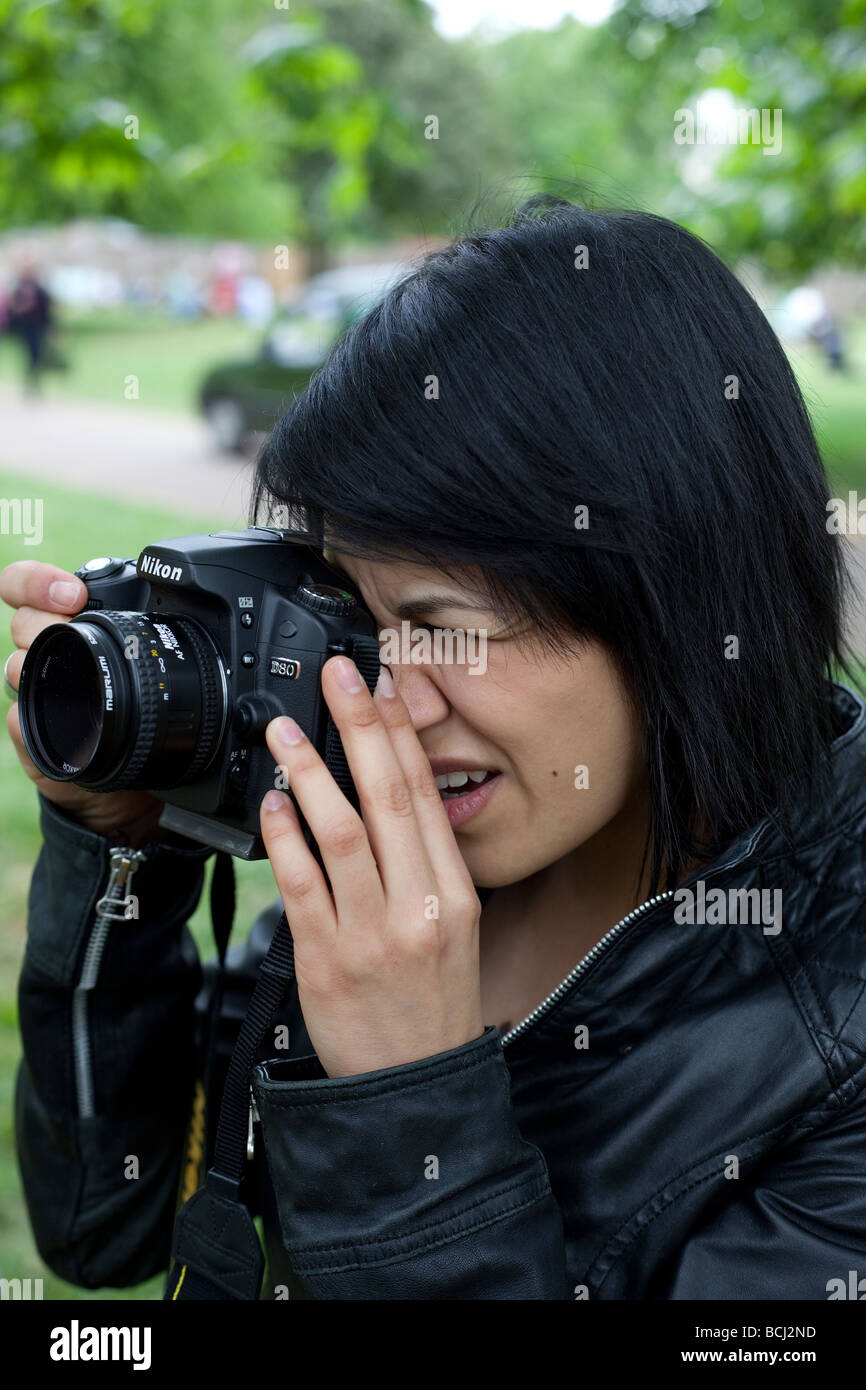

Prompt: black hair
xmin=251 ymin=192 xmax=858 ymax=901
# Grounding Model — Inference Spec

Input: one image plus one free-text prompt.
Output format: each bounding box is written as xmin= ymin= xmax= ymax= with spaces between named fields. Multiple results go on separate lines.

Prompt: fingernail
xmin=273 ymin=716 xmax=304 ymax=746
xmin=333 ymin=656 xmax=362 ymax=692
xmin=49 ymin=580 xmax=81 ymax=607
xmin=263 ymin=789 xmax=286 ymax=812
xmin=375 ymin=665 xmax=396 ymax=698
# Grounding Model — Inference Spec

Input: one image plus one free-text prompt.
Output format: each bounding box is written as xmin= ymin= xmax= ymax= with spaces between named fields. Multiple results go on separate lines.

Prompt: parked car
xmin=199 ymin=261 xmax=414 ymax=452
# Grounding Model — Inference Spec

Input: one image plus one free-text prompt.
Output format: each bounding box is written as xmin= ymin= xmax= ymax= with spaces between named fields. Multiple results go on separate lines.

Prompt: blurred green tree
xmin=0 ymin=0 xmax=429 ymax=251
xmin=308 ymin=0 xmax=513 ymax=254
xmin=604 ymin=0 xmax=866 ymax=273
xmin=0 ymin=0 xmax=268 ymax=234
xmin=473 ymin=16 xmax=682 ymax=215
xmin=2 ymin=0 xmax=861 ymax=276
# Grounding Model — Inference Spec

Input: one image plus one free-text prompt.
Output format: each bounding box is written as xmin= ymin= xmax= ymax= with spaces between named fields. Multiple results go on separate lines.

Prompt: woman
xmin=5 ymin=194 xmax=866 ymax=1299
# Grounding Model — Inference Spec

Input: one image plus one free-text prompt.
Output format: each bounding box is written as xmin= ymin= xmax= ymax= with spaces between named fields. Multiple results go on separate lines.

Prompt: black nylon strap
xmin=210 ymin=850 xmax=236 ymax=969
xmin=165 ymin=1186 xmax=264 ymax=1300
xmin=202 ymin=850 xmax=235 ymax=1140
xmin=210 ymin=908 xmax=295 ymax=1186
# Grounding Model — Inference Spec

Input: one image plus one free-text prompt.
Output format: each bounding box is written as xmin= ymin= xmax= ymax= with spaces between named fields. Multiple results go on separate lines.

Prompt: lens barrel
xmin=18 ymin=610 xmax=228 ymax=791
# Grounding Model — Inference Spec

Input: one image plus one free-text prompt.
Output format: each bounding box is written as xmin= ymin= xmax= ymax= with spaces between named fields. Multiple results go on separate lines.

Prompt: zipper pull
xmin=247 ymin=1086 xmax=260 ymax=1161
xmin=95 ymin=847 xmax=147 ymax=921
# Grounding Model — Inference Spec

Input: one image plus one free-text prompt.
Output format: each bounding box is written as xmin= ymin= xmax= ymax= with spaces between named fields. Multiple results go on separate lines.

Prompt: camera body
xmin=18 ymin=527 xmax=381 ymax=858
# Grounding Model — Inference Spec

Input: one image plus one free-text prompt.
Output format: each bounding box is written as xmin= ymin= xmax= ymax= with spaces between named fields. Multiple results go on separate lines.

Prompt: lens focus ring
xmin=176 ymin=616 xmax=225 ymax=780
xmin=96 ymin=613 xmax=163 ymax=788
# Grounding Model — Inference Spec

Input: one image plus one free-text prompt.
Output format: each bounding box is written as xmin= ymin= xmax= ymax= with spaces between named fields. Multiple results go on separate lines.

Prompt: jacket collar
xmin=687 ymin=678 xmax=866 ymax=881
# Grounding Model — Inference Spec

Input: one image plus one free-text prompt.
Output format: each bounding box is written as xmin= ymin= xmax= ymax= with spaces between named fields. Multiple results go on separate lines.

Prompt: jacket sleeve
xmin=660 ymin=1089 xmax=866 ymax=1300
xmin=251 ymin=1025 xmax=571 ymax=1299
xmin=15 ymin=792 xmax=212 ymax=1289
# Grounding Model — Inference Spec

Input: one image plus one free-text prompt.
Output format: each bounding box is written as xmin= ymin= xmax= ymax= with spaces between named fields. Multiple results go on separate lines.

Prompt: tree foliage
xmin=1 ymin=0 xmax=862 ymax=273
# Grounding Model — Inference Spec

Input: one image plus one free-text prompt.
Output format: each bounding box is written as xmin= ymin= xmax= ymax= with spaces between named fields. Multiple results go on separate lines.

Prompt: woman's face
xmin=325 ymin=548 xmax=649 ymax=888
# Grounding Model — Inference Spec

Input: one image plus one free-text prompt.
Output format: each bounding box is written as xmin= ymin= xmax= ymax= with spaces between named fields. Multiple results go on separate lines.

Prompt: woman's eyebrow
xmin=391 ymin=594 xmax=492 ymax=619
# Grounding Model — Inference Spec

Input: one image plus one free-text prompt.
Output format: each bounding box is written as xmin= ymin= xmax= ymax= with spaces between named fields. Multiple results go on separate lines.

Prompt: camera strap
xmin=164 ymin=633 xmax=383 ymax=1301
xmin=200 ymin=849 xmax=235 ymax=1137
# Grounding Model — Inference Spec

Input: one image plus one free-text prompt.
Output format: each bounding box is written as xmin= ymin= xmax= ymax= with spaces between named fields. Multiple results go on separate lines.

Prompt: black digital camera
xmin=17 ymin=526 xmax=382 ymax=858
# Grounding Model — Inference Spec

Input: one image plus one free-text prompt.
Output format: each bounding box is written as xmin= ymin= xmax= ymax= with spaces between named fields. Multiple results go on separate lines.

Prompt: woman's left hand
xmin=260 ymin=655 xmax=484 ymax=1078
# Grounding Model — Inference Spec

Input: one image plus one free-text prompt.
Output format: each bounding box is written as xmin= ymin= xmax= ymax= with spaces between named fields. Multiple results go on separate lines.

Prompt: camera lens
xmin=31 ymin=626 xmax=105 ymax=773
xmin=18 ymin=611 xmax=228 ymax=790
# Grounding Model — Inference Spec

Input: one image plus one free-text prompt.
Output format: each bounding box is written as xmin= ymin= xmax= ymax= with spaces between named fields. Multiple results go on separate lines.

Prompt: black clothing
xmin=6 ymin=276 xmax=53 ymax=384
xmin=15 ymin=679 xmax=866 ymax=1299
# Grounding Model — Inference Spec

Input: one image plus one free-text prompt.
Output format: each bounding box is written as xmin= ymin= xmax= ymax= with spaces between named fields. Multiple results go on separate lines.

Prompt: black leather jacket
xmin=15 ymin=679 xmax=866 ymax=1300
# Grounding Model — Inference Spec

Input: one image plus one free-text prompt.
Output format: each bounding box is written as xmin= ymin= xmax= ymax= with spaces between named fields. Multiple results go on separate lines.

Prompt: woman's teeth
xmin=434 ymin=769 xmax=490 ymax=795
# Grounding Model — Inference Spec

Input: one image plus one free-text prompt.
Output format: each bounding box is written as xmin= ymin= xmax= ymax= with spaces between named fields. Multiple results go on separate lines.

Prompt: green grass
xmin=0 ymin=469 xmax=280 ymax=1299
xmin=0 ymin=307 xmax=262 ymax=415
xmin=783 ymin=320 xmax=866 ymax=496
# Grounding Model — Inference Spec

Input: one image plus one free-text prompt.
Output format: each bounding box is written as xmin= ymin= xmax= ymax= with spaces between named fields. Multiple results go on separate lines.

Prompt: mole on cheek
xmin=551 ymin=770 xmax=558 ymax=776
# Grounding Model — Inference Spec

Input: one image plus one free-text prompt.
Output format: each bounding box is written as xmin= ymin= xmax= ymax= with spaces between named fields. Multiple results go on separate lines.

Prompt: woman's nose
xmin=388 ymin=663 xmax=450 ymax=730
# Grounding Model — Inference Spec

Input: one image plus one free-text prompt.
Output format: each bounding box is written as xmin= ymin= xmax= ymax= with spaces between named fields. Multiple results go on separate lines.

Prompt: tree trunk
xmin=305 ymin=237 xmax=333 ymax=277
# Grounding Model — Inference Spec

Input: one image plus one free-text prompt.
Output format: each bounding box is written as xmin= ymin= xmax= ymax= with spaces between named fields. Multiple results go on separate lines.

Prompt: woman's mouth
xmin=431 ymin=768 xmax=502 ymax=828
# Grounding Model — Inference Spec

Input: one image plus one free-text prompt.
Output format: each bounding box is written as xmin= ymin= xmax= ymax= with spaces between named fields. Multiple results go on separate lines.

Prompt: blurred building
xmin=0 ymin=219 xmax=309 ymax=315
xmin=0 ymin=220 xmax=450 ymax=318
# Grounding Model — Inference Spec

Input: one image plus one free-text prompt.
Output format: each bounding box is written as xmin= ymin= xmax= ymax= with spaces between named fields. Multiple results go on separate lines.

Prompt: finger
xmin=317 ymin=655 xmax=432 ymax=896
xmin=259 ymin=789 xmax=337 ymax=940
xmin=10 ymin=605 xmax=71 ymax=651
xmin=265 ymin=713 xmax=384 ymax=924
xmin=0 ymin=561 xmax=87 ymax=614
xmin=4 ymin=649 xmax=23 ymax=692
xmin=372 ymin=665 xmax=475 ymax=887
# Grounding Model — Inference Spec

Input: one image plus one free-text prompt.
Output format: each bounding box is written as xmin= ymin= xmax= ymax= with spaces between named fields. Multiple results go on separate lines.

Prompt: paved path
xmin=0 ymin=386 xmax=257 ymax=525
xmin=2 ymin=386 xmax=866 ymax=656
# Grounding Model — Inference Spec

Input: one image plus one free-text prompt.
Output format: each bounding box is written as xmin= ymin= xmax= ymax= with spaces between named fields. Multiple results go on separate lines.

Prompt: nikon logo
xmin=140 ymin=553 xmax=183 ymax=582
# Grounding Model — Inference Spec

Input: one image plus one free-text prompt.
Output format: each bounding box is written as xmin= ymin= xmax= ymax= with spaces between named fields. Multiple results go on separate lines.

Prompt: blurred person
xmin=164 ymin=270 xmax=206 ymax=320
xmin=5 ymin=260 xmax=55 ymax=394
xmin=812 ymin=313 xmax=846 ymax=372
xmin=782 ymin=285 xmax=847 ymax=372
xmin=3 ymin=195 xmax=866 ymax=1302
xmin=236 ymin=273 xmax=275 ymax=327
xmin=209 ymin=269 xmax=238 ymax=316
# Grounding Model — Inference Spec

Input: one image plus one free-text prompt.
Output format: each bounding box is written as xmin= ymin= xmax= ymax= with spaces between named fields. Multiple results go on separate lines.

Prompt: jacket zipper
xmin=499 ymin=889 xmax=675 ymax=1048
xmin=499 ymin=823 xmax=771 ymax=1050
xmin=247 ymin=1086 xmax=260 ymax=1160
xmin=73 ymin=846 xmax=147 ymax=1118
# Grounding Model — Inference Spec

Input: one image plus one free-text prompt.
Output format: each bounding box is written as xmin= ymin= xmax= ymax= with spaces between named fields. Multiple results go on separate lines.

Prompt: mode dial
xmin=294 ymin=582 xmax=356 ymax=617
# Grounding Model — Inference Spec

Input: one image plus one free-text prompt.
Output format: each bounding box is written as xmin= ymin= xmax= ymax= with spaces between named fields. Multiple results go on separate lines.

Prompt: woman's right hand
xmin=1 ymin=560 xmax=165 ymax=845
